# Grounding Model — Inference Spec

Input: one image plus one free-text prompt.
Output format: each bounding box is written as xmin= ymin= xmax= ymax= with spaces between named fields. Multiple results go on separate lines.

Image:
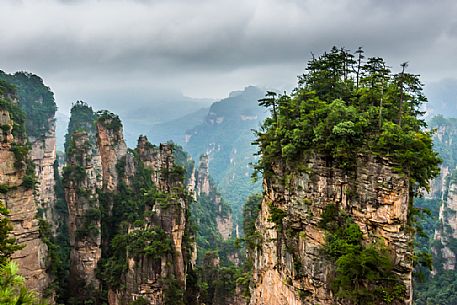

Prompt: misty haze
xmin=0 ymin=1 xmax=456 ymax=305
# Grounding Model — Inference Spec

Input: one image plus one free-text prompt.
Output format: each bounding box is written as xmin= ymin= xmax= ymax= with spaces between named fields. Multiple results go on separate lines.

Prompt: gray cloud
xmin=0 ymin=0 xmax=457 ymax=113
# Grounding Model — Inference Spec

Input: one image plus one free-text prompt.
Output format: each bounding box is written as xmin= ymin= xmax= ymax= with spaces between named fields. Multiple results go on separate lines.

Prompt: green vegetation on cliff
xmin=0 ymin=83 xmax=26 ymax=140
xmin=0 ymin=202 xmax=23 ymax=266
xmin=254 ymin=47 xmax=441 ymax=304
xmin=0 ymin=71 xmax=57 ymax=139
xmin=64 ymin=101 xmax=96 ymax=155
xmin=0 ymin=82 xmax=37 ymax=191
xmin=414 ymin=116 xmax=457 ymax=305
xmin=255 ymin=47 xmax=440 ymax=191
xmin=320 ymin=204 xmax=405 ymax=304
xmin=0 ymin=202 xmax=44 ymax=305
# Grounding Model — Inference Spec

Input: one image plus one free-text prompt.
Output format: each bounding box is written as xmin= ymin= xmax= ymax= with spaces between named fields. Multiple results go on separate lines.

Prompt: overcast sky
xmin=1 ymin=0 xmax=457 ymax=114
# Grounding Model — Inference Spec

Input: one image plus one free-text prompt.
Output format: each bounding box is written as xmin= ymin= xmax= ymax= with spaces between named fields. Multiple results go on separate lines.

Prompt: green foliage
xmin=62 ymin=164 xmax=86 ymax=184
xmin=0 ymin=262 xmax=46 ymax=305
xmin=196 ymin=252 xmax=243 ymax=305
xmin=0 ymin=202 xmax=23 ymax=266
xmin=51 ymin=158 xmax=71 ymax=304
xmin=0 ymin=93 xmax=27 ymax=140
xmin=0 ymin=184 xmax=10 ymax=194
xmin=97 ymin=146 xmax=190 ymax=299
xmin=129 ymin=297 xmax=149 ymax=305
xmin=0 ymin=80 xmax=16 ymax=97
xmin=10 ymin=143 xmax=29 ymax=170
xmin=127 ymin=227 xmax=172 ymax=259
xmin=268 ymin=204 xmax=286 ymax=229
xmin=413 ymin=117 xmax=457 ymax=304
xmin=243 ymin=193 xmax=262 ymax=253
xmin=22 ymin=159 xmax=38 ymax=189
xmin=38 ymin=217 xmax=70 ymax=301
xmin=162 ymin=277 xmax=185 ymax=305
xmin=64 ymin=101 xmax=96 ymax=155
xmin=239 ymin=193 xmax=263 ymax=298
xmin=254 ymin=47 xmax=441 ymax=191
xmin=0 ymin=71 xmax=57 ymax=139
xmin=96 ymin=110 xmax=123 ymax=134
xmin=0 ymin=201 xmax=44 ymax=304
xmin=414 ymin=270 xmax=457 ymax=305
xmin=320 ymin=204 xmax=405 ymax=304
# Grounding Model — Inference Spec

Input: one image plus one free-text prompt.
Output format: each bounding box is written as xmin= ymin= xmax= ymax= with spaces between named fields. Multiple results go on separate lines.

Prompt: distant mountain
xmin=150 ymin=86 xmax=267 ymax=222
xmin=148 ymin=107 xmax=209 ymax=144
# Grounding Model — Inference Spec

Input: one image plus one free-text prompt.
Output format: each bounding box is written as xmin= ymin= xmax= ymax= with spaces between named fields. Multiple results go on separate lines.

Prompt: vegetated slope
xmin=62 ymin=101 xmax=196 ymax=305
xmin=0 ymin=71 xmax=57 ymax=139
xmin=181 ymin=86 xmax=267 ymax=222
xmin=250 ymin=47 xmax=440 ymax=305
xmin=414 ymin=115 xmax=457 ymax=305
xmin=182 ymin=153 xmax=247 ymax=305
xmin=0 ymin=70 xmax=59 ymax=229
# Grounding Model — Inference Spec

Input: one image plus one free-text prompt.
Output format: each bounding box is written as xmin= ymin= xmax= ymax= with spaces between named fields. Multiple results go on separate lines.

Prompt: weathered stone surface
xmin=194 ymin=154 xmax=233 ymax=240
xmin=5 ymin=187 xmax=49 ymax=294
xmin=30 ymin=119 xmax=57 ymax=232
xmin=431 ymin=121 xmax=457 ymax=272
xmin=96 ymin=120 xmax=127 ymax=192
xmin=65 ymin=131 xmax=102 ymax=295
xmin=250 ymin=155 xmax=413 ymax=305
xmin=434 ymin=170 xmax=457 ymax=271
xmin=109 ymin=136 xmax=191 ymax=305
xmin=0 ymin=103 xmax=50 ymax=296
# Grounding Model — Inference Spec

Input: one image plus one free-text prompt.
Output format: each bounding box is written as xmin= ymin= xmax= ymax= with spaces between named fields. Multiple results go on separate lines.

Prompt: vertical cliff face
xmin=248 ymin=49 xmax=441 ymax=305
xmin=63 ymin=103 xmax=194 ymax=304
xmin=0 ymin=84 xmax=50 ymax=296
xmin=250 ymin=155 xmax=412 ymax=305
xmin=0 ymin=71 xmax=58 ymax=233
xmin=30 ymin=119 xmax=57 ymax=231
xmin=194 ymin=154 xmax=233 ymax=240
xmin=188 ymin=153 xmax=246 ymax=305
xmin=109 ymin=137 xmax=190 ymax=305
xmin=64 ymin=130 xmax=102 ymax=298
xmin=430 ymin=117 xmax=457 ymax=271
xmin=434 ymin=174 xmax=457 ymax=270
xmin=96 ymin=115 xmax=128 ymax=192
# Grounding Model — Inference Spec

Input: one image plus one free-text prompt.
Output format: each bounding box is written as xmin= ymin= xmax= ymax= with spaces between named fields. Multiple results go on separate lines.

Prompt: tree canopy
xmin=254 ymin=46 xmax=440 ymax=191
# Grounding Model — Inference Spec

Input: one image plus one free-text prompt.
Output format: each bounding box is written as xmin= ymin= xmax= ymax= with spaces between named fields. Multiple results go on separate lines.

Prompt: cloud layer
xmin=1 ymin=0 xmax=457 ymax=111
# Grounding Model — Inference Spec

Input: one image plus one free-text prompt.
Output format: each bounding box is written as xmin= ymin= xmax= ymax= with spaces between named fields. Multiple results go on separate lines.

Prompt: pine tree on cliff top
xmin=255 ymin=47 xmax=440 ymax=192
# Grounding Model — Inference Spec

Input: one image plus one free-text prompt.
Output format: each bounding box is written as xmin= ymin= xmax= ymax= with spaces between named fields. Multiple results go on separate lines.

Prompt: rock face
xmin=434 ymin=177 xmax=457 ymax=270
xmin=64 ymin=106 xmax=194 ymax=304
xmin=110 ymin=137 xmax=191 ymax=305
xmin=431 ymin=118 xmax=457 ymax=271
xmin=96 ymin=118 xmax=128 ymax=192
xmin=30 ymin=119 xmax=57 ymax=231
xmin=194 ymin=154 xmax=233 ymax=240
xmin=250 ymin=155 xmax=413 ymax=305
xmin=0 ymin=92 xmax=50 ymax=296
xmin=64 ymin=130 xmax=102 ymax=297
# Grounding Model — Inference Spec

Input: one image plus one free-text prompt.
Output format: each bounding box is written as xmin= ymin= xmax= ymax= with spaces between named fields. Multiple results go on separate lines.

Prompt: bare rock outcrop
xmin=64 ymin=130 xmax=102 ymax=298
xmin=0 ymin=94 xmax=49 ymax=296
xmin=250 ymin=155 xmax=413 ymax=305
